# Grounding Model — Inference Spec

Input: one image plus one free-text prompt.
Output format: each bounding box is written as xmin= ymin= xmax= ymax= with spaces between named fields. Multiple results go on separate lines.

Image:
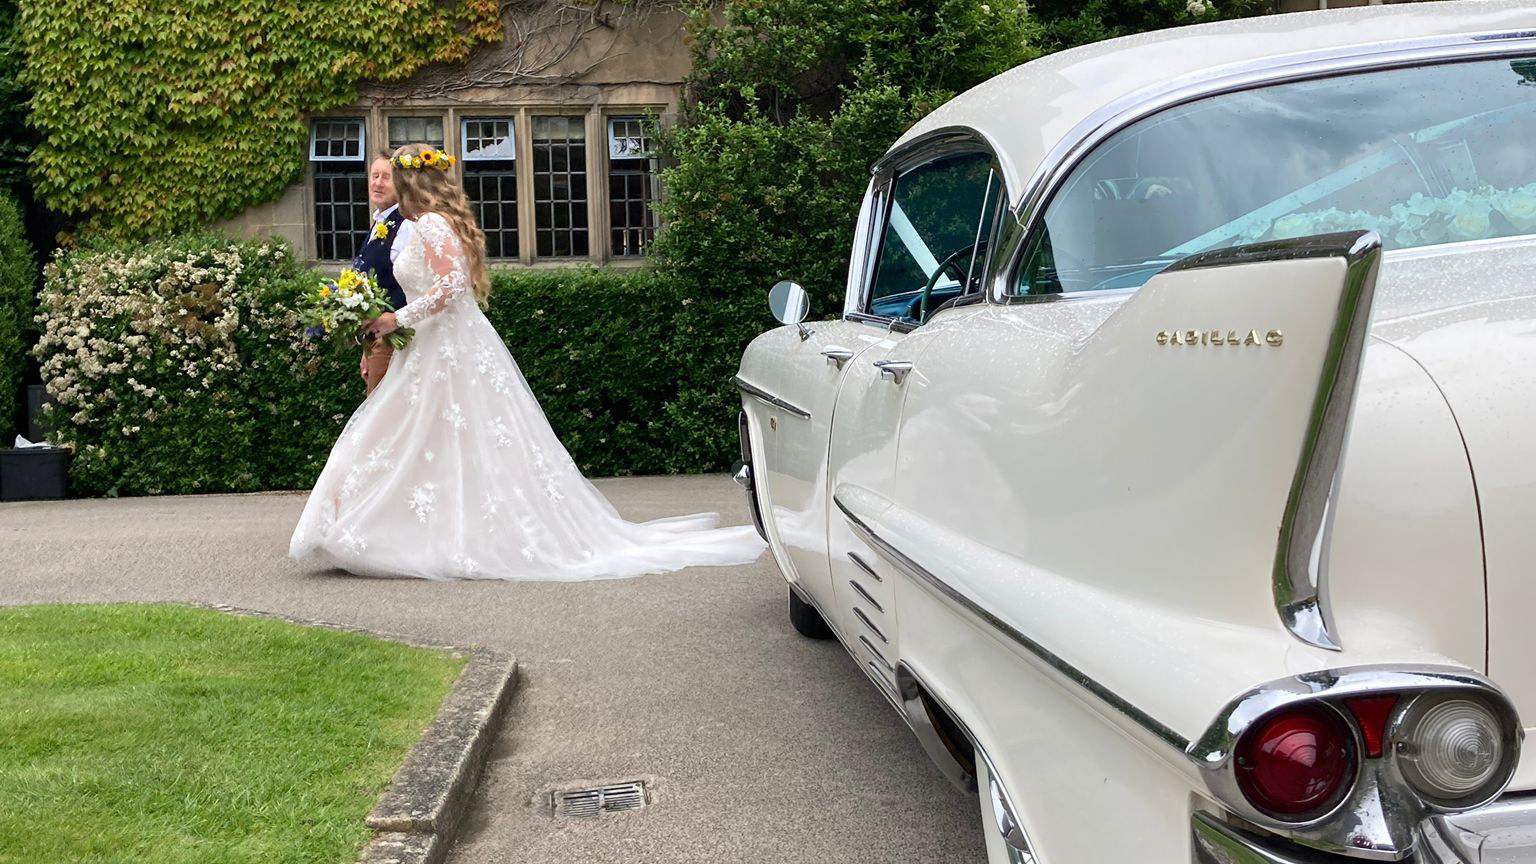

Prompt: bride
xmin=289 ymin=143 xmax=765 ymax=580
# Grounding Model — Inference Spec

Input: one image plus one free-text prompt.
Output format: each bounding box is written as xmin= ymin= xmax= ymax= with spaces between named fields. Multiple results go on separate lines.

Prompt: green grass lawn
xmin=0 ymin=604 xmax=467 ymax=864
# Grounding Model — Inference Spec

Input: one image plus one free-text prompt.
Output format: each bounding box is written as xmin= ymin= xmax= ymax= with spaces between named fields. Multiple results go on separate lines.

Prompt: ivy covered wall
xmin=16 ymin=0 xmax=501 ymax=242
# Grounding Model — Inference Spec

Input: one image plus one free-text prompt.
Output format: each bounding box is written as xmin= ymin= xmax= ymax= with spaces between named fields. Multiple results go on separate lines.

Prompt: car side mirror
xmin=768 ymin=280 xmax=813 ymax=341
xmin=769 ymin=280 xmax=810 ymax=325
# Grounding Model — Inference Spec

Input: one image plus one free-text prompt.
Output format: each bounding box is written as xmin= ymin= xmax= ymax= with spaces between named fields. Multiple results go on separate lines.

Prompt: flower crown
xmin=393 ymin=148 xmax=456 ymax=171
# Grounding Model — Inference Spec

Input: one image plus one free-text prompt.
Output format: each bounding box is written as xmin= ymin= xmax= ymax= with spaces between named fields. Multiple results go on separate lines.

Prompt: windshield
xmin=1019 ymin=56 xmax=1536 ymax=295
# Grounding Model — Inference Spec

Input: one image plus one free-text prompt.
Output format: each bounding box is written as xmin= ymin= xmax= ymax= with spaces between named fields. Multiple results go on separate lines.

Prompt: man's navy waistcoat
xmin=353 ymin=208 xmax=407 ymax=310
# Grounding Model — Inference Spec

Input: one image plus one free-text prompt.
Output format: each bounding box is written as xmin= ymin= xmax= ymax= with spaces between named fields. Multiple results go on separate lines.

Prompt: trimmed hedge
xmin=486 ymin=268 xmax=767 ymax=477
xmin=0 ymin=189 xmax=32 ymax=443
xmin=33 ymin=235 xmax=768 ymax=496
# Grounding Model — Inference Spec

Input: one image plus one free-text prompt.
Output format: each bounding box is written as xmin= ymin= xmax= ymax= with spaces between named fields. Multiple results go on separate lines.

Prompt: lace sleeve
xmin=395 ymin=213 xmax=471 ymax=330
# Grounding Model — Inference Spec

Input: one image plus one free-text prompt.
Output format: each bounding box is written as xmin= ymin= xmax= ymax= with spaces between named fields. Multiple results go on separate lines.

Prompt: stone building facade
xmin=219 ymin=0 xmax=1398 ymax=266
xmin=221 ymin=2 xmax=689 ymax=267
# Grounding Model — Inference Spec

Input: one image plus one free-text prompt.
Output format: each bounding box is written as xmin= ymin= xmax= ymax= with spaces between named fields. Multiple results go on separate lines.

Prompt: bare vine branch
xmin=383 ymin=0 xmax=687 ymax=98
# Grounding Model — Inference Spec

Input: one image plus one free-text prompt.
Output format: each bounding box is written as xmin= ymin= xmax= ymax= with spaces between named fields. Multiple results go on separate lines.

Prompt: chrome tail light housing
xmin=1190 ymin=666 xmax=1523 ymax=859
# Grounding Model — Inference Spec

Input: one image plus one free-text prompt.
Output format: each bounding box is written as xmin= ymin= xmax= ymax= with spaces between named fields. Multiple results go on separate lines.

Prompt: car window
xmin=1019 ymin=56 xmax=1536 ymax=296
xmin=869 ymin=153 xmax=1000 ymax=322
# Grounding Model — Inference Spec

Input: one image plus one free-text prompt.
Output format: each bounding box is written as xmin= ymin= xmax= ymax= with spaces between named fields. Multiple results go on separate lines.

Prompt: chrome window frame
xmin=988 ymin=30 xmax=1536 ymax=305
xmin=846 ymin=130 xmax=1013 ymax=331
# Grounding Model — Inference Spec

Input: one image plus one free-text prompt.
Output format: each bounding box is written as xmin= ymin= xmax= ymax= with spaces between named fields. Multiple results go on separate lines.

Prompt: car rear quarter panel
xmin=874 ymin=259 xmax=1490 ymax=860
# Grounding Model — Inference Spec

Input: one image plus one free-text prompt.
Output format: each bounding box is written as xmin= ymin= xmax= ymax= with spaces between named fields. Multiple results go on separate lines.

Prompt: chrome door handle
xmin=873 ymin=360 xmax=913 ymax=384
xmin=822 ymin=346 xmax=855 ymax=367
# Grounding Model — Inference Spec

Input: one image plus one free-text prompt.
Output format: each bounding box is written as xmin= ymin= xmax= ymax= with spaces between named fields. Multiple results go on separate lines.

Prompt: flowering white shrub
xmin=33 ymin=234 xmax=356 ymax=496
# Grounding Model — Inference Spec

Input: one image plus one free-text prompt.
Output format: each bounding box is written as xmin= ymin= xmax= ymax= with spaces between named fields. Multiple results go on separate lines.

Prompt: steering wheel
xmin=918 ymin=241 xmax=987 ymax=324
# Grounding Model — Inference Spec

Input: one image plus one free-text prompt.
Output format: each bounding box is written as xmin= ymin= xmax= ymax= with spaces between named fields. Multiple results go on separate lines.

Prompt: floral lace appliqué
xmin=409 ymin=482 xmax=438 ymax=523
xmin=487 ymin=416 xmax=515 ymax=448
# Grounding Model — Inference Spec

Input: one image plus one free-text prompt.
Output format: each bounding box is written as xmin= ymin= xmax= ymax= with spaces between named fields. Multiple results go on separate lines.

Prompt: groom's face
xmin=368 ymin=157 xmax=397 ymax=212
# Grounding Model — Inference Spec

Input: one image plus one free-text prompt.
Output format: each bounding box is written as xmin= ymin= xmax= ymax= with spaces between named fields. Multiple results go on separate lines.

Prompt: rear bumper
xmin=1193 ymin=795 xmax=1536 ymax=863
xmin=1423 ymin=795 xmax=1536 ymax=863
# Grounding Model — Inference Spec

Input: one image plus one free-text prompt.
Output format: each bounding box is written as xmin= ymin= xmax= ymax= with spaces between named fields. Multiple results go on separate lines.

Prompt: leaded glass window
xmin=607 ymin=116 xmax=657 ymax=257
xmin=388 ymin=116 xmax=445 ymax=150
xmin=462 ymin=118 xmax=518 ymax=259
xmin=310 ymin=119 xmax=368 ymax=260
xmin=532 ymin=115 xmax=588 ymax=258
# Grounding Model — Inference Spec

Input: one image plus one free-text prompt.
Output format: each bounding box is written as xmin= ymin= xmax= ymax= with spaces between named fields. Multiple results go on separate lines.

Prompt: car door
xmin=825 ymin=150 xmax=1002 ymax=699
xmin=752 ymin=184 xmax=888 ymax=611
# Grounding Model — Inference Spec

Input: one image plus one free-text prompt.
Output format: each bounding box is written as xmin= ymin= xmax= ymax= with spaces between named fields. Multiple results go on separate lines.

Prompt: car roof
xmin=889 ymin=0 xmax=1536 ymax=205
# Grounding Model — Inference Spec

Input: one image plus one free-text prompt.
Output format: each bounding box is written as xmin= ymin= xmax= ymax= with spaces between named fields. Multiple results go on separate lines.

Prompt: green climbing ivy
xmin=17 ymin=0 xmax=501 ymax=241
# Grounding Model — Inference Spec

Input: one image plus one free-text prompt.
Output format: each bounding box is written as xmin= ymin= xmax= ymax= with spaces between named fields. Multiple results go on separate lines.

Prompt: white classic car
xmin=733 ymin=3 xmax=1536 ymax=862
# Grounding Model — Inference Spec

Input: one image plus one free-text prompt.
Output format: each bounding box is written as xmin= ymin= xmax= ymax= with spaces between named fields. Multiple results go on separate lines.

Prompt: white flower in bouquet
xmin=1445 ymin=194 xmax=1493 ymax=243
xmin=1495 ymin=183 xmax=1536 ymax=233
xmin=1270 ymin=213 xmax=1317 ymax=239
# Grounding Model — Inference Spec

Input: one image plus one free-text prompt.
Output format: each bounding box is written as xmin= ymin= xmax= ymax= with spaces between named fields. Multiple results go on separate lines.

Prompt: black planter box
xmin=0 ymin=447 xmax=71 ymax=501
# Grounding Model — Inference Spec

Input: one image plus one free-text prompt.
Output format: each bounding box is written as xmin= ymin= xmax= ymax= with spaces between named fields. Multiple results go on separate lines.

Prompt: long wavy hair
xmin=390 ymin=143 xmax=491 ymax=307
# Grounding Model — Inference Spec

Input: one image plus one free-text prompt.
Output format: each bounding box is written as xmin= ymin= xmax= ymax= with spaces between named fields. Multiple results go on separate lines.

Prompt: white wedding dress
xmin=289 ymin=212 xmax=765 ymax=580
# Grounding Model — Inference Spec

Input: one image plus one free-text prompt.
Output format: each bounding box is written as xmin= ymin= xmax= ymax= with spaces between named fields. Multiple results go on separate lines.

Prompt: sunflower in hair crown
xmin=393 ymin=148 xmax=456 ymax=171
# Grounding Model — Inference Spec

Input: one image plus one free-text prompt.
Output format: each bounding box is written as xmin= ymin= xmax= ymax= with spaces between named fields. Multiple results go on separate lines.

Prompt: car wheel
xmin=788 ymin=586 xmax=835 ymax=639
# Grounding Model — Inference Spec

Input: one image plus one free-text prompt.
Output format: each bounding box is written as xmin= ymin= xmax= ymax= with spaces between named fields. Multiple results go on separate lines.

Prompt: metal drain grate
xmin=552 ymin=781 xmax=648 ymax=817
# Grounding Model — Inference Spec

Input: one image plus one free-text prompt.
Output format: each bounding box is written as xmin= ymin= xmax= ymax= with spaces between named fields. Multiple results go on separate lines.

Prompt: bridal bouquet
xmin=299 ymin=268 xmax=414 ymax=350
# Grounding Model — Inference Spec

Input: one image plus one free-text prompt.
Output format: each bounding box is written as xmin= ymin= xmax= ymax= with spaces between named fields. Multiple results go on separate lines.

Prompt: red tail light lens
xmin=1236 ymin=705 xmax=1357 ymax=820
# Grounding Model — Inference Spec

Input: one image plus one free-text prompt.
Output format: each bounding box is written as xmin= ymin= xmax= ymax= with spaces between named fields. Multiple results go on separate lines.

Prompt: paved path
xmin=0 ymin=475 xmax=984 ymax=863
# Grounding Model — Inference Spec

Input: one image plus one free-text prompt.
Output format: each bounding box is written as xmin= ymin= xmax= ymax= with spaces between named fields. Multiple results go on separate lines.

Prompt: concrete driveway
xmin=0 ymin=475 xmax=985 ymax=863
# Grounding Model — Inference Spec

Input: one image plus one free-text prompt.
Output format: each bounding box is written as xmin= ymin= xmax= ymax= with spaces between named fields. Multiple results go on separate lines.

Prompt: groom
xmin=357 ymin=150 xmax=414 ymax=396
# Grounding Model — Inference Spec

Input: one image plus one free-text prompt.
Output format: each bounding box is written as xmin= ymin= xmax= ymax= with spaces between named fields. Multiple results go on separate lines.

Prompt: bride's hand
xmin=367 ymin=312 xmax=399 ymax=340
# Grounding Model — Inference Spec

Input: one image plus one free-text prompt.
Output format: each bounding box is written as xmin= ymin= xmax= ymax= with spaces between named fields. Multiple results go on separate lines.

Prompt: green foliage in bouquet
xmin=16 ymin=0 xmax=500 ymax=241
xmin=0 ymin=188 xmax=32 ymax=442
xmin=33 ymin=233 xmax=358 ymax=496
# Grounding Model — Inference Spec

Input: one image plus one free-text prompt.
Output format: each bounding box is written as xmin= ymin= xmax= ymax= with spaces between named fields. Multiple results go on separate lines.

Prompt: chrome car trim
xmin=871 ymin=127 xmax=1007 ymax=183
xmin=849 ymin=580 xmax=883 ymax=613
xmin=789 ymin=579 xmax=901 ymax=713
xmin=1285 ymin=231 xmax=1379 ymax=652
xmin=734 ymin=411 xmax=769 ymax=543
xmin=1383 ymin=230 xmax=1536 ymax=263
xmin=1188 ymin=665 xmax=1524 ymax=860
xmin=1424 ymin=793 xmax=1536 ymax=863
xmin=731 ymin=375 xmax=811 ymax=420
xmin=848 ymin=551 xmax=882 ymax=582
xmin=855 ymin=129 xmax=1011 ymax=328
xmin=835 ymin=493 xmax=1191 ymax=752
xmin=895 ymin=662 xmax=976 ymax=792
xmin=859 ymin=635 xmax=892 ymax=673
xmin=991 ymin=31 xmax=1536 ymax=304
xmin=867 ymin=661 xmax=898 ymax=694
xmin=896 ymin=661 xmax=1037 ymax=862
xmin=851 ymin=606 xmax=887 ymax=644
xmin=1192 ymin=811 xmax=1312 ymax=864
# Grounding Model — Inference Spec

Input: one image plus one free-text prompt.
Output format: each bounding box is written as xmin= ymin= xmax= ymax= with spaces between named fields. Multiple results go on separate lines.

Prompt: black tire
xmin=788 ymin=586 xmax=835 ymax=639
